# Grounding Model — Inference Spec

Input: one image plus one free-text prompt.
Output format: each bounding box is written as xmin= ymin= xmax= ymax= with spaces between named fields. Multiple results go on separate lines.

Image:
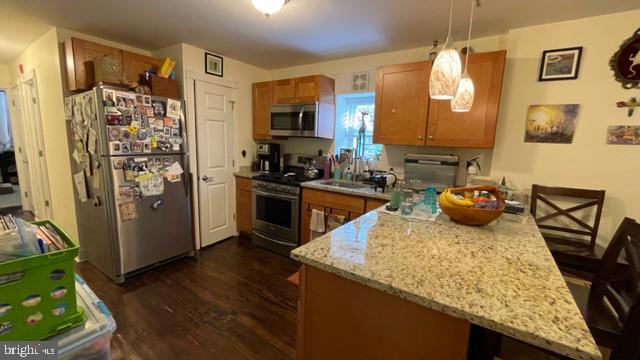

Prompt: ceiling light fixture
xmin=451 ymin=0 xmax=476 ymax=112
xmin=252 ymin=0 xmax=289 ymax=17
xmin=429 ymin=0 xmax=462 ymax=100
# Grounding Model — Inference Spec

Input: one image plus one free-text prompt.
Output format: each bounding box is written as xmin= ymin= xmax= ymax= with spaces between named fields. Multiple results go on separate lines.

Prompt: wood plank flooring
xmin=75 ymin=236 xmax=299 ymax=360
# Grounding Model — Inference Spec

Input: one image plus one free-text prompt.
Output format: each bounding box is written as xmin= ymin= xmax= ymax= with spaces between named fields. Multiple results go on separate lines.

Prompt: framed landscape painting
xmin=538 ymin=47 xmax=583 ymax=81
xmin=524 ymin=104 xmax=580 ymax=144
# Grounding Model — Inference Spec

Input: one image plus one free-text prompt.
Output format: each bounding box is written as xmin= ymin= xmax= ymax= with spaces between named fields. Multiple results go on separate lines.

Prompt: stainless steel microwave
xmin=270 ymin=102 xmax=323 ymax=137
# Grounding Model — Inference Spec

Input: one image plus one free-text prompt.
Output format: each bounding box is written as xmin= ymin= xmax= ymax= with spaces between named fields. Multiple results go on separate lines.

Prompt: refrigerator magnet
xmin=113 ymin=159 xmax=124 ymax=170
xmin=143 ymin=96 xmax=152 ymax=106
xmin=118 ymin=202 xmax=137 ymax=222
xmin=145 ymin=107 xmax=155 ymax=117
xmin=167 ymin=99 xmax=181 ymax=118
xmin=132 ymin=141 xmax=143 ymax=153
xmin=150 ymin=136 xmax=158 ymax=149
xmin=163 ymin=117 xmax=173 ymax=127
xmin=108 ymin=126 xmax=121 ymax=141
xmin=135 ymin=94 xmax=144 ymax=105
xmin=169 ymin=136 xmax=183 ymax=151
xmin=152 ymin=102 xmax=165 ymax=117
xmin=143 ymin=141 xmax=152 ymax=153
xmin=121 ymin=142 xmax=131 ymax=154
xmin=163 ymin=158 xmax=172 ymax=167
xmin=151 ymin=199 xmax=164 ymax=211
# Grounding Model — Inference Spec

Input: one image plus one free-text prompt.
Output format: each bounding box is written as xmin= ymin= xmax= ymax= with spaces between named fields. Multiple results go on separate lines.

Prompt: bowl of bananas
xmin=439 ymin=185 xmax=505 ymax=226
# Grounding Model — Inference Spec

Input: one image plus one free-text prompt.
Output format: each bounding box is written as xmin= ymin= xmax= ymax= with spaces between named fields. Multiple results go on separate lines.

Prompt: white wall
xmin=491 ymin=9 xmax=640 ymax=246
xmin=0 ymin=64 xmax=10 ymax=88
xmin=267 ymin=34 xmax=508 ymax=182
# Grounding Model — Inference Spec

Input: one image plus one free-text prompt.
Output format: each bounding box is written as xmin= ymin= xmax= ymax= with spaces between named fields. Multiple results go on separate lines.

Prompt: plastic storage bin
xmin=51 ymin=274 xmax=116 ymax=360
xmin=0 ymin=220 xmax=85 ymax=340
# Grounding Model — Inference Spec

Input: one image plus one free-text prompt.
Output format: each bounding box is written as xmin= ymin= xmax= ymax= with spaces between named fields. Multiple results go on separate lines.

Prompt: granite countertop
xmin=301 ymin=179 xmax=391 ymax=201
xmin=234 ymin=170 xmax=259 ymax=179
xmin=291 ymin=211 xmax=601 ymax=360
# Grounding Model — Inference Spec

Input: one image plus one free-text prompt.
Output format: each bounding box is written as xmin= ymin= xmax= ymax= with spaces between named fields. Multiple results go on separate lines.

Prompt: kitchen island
xmin=291 ymin=210 xmax=601 ymax=360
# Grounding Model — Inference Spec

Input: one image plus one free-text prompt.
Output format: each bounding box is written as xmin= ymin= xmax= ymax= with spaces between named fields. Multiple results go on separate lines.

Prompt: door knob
xmin=202 ymin=175 xmax=213 ymax=182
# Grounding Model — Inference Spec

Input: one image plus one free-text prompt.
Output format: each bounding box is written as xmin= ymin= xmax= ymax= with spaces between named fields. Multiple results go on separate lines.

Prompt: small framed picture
xmin=538 ymin=46 xmax=583 ymax=81
xmin=143 ymin=95 xmax=152 ymax=106
xmin=111 ymin=142 xmax=121 ymax=153
xmin=205 ymin=52 xmax=223 ymax=77
xmin=121 ymin=142 xmax=131 ymax=154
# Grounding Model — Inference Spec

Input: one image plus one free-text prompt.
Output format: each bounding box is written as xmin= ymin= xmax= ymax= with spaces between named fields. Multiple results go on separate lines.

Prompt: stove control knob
xmin=279 ymin=185 xmax=287 ymax=192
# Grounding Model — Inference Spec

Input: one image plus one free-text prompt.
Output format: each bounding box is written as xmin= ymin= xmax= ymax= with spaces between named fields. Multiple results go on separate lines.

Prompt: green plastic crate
xmin=0 ymin=220 xmax=85 ymax=340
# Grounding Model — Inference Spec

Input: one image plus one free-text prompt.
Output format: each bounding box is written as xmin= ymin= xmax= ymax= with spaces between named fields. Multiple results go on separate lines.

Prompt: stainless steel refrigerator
xmin=65 ymin=84 xmax=193 ymax=283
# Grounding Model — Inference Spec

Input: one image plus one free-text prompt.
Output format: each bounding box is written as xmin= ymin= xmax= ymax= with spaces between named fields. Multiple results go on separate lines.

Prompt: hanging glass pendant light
xmin=429 ymin=0 xmax=462 ymax=100
xmin=451 ymin=0 xmax=476 ymax=112
xmin=252 ymin=0 xmax=289 ymax=17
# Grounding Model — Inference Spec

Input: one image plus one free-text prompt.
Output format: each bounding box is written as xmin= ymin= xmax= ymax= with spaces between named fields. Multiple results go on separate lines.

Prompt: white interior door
xmin=195 ymin=80 xmax=235 ymax=247
xmin=18 ymin=72 xmax=51 ymax=219
xmin=6 ymin=86 xmax=33 ymax=212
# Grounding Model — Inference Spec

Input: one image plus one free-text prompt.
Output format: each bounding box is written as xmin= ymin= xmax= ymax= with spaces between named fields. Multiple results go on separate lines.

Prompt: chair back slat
xmin=590 ymin=218 xmax=640 ymax=360
xmin=531 ymin=184 xmax=606 ymax=251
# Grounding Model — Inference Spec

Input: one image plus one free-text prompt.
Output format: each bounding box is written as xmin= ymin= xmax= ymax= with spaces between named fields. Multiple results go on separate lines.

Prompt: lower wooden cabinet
xmin=300 ymin=188 xmax=387 ymax=244
xmin=235 ymin=176 xmax=253 ymax=235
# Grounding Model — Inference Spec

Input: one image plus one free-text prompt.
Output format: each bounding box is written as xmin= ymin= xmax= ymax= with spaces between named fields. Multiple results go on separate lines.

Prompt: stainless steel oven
xmin=270 ymin=103 xmax=320 ymax=137
xmin=252 ymin=180 xmax=300 ymax=255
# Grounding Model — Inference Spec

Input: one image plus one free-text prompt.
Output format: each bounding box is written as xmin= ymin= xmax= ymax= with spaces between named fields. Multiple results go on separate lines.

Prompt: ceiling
xmin=2 ymin=0 xmax=639 ymax=68
xmin=0 ymin=9 xmax=53 ymax=63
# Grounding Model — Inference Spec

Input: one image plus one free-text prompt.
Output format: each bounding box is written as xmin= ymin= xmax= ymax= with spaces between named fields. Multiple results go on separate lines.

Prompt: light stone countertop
xmin=233 ymin=170 xmax=259 ymax=179
xmin=291 ymin=210 xmax=601 ymax=360
xmin=301 ymin=179 xmax=392 ymax=201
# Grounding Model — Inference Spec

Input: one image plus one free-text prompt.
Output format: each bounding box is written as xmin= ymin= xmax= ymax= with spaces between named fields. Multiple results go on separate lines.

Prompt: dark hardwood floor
xmin=76 ymin=236 xmax=299 ymax=360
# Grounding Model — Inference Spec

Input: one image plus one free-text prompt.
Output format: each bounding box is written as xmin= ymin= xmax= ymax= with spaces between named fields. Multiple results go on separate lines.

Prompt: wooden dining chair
xmin=530 ymin=184 xmax=606 ymax=276
xmin=501 ymin=218 xmax=640 ymax=360
xmin=567 ymin=217 xmax=640 ymax=359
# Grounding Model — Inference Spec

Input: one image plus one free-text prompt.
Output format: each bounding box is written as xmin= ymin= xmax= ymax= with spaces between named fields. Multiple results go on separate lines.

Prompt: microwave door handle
xmin=298 ymin=108 xmax=304 ymax=134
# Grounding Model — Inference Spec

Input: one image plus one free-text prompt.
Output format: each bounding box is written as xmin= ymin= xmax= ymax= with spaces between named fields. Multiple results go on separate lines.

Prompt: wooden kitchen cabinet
xmin=65 ymin=37 xmax=124 ymax=91
xmin=252 ymin=81 xmax=273 ymax=140
xmin=426 ymin=50 xmax=506 ymax=148
xmin=373 ymin=51 xmax=506 ymax=149
xmin=235 ymin=176 xmax=253 ymax=235
xmin=373 ymin=61 xmax=431 ymax=146
xmin=300 ymin=188 xmax=388 ymax=244
xmin=272 ymin=78 xmax=296 ymax=104
xmin=122 ymin=51 xmax=163 ymax=84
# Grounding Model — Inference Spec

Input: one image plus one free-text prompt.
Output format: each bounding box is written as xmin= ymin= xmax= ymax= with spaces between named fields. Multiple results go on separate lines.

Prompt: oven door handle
xmin=253 ymin=230 xmax=297 ymax=247
xmin=253 ymin=188 xmax=298 ymax=201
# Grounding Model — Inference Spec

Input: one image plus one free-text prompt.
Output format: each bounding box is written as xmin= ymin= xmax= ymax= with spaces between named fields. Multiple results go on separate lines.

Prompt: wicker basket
xmin=440 ymin=186 xmax=505 ymax=226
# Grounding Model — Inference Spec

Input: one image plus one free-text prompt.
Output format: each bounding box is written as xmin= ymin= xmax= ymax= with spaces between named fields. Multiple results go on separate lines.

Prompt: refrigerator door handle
xmin=182 ymin=153 xmax=190 ymax=198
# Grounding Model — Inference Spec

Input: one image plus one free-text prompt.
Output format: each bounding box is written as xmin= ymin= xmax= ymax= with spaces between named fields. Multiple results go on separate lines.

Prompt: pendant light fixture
xmin=451 ymin=0 xmax=476 ymax=112
xmin=252 ymin=0 xmax=289 ymax=17
xmin=429 ymin=0 xmax=462 ymax=100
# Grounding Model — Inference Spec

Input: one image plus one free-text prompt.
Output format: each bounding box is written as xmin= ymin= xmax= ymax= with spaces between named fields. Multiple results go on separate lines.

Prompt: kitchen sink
xmin=319 ymin=180 xmax=371 ymax=189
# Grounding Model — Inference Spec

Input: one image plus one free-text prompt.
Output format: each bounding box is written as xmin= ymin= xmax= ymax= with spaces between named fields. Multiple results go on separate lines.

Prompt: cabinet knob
xmin=417 ymin=136 xmax=423 ymax=140
xmin=391 ymin=107 xmax=396 ymax=113
xmin=428 ymin=135 xmax=434 ymax=140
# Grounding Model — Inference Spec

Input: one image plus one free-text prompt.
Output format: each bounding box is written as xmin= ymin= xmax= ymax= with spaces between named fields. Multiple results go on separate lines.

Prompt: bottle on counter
xmin=423 ymin=187 xmax=438 ymax=215
xmin=323 ymin=155 xmax=331 ymax=180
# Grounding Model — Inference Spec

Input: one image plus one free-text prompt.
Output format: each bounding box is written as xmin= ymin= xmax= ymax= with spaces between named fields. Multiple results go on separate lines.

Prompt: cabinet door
xmin=273 ymin=79 xmax=296 ymax=104
xmin=252 ymin=81 xmax=273 ymax=139
xmin=236 ymin=189 xmax=252 ymax=235
xmin=64 ymin=37 xmax=124 ymax=91
xmin=295 ymin=75 xmax=320 ymax=103
xmin=366 ymin=198 xmax=388 ymax=212
xmin=426 ymin=51 xmax=506 ymax=148
xmin=373 ymin=61 xmax=431 ymax=145
xmin=122 ymin=51 xmax=162 ymax=84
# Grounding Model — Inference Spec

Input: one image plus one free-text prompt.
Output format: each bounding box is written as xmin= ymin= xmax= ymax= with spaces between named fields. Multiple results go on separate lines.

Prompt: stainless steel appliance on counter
xmin=270 ymin=103 xmax=328 ymax=137
xmin=251 ymin=154 xmax=324 ymax=256
xmin=404 ymin=154 xmax=459 ymax=192
xmin=65 ymin=85 xmax=193 ymax=283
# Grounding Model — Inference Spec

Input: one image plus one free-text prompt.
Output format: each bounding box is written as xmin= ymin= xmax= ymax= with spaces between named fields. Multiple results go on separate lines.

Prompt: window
xmin=334 ymin=92 xmax=381 ymax=160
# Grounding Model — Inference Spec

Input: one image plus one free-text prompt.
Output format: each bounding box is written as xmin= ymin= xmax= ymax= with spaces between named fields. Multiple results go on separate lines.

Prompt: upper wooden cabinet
xmin=273 ymin=78 xmax=296 ymax=104
xmin=65 ymin=37 xmax=124 ymax=91
xmin=373 ymin=61 xmax=431 ymax=146
xmin=64 ymin=37 xmax=164 ymax=92
xmin=252 ymin=75 xmax=335 ymax=139
xmin=426 ymin=51 xmax=506 ymax=148
xmin=272 ymin=75 xmax=333 ymax=104
xmin=122 ymin=51 xmax=163 ymax=84
xmin=252 ymin=81 xmax=273 ymax=140
xmin=373 ymin=50 xmax=507 ymax=149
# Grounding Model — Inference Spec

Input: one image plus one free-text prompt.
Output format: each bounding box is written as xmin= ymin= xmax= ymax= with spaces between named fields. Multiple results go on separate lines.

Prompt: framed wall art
xmin=609 ymin=28 xmax=640 ymax=89
xmin=205 ymin=52 xmax=224 ymax=77
xmin=524 ymin=104 xmax=580 ymax=144
xmin=538 ymin=47 xmax=583 ymax=81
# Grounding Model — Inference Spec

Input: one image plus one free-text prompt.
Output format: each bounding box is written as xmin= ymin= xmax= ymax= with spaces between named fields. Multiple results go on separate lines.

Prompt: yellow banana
xmin=445 ymin=190 xmax=474 ymax=207
xmin=439 ymin=190 xmax=451 ymax=206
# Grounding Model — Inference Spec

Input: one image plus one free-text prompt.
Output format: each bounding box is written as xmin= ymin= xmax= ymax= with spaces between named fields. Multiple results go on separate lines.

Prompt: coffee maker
xmin=256 ymin=143 xmax=280 ymax=173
